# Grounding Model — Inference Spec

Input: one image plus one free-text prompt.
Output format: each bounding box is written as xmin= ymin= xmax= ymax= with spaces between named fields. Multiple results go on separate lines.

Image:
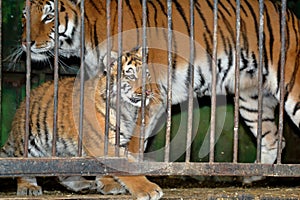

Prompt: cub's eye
xmin=43 ymin=14 xmax=54 ymax=23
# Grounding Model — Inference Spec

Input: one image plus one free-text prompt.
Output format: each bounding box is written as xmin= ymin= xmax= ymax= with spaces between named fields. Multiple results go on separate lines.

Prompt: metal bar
xmin=185 ymin=0 xmax=194 ymax=163
xmin=24 ymin=0 xmax=31 ymax=158
xmin=0 ymin=0 xmax=2 ymax=138
xmin=209 ymin=0 xmax=218 ymax=163
xmin=52 ymin=0 xmax=60 ymax=156
xmin=1 ymin=158 xmax=300 ymax=177
xmin=115 ymin=0 xmax=123 ymax=157
xmin=138 ymin=0 xmax=148 ymax=161
xmin=104 ymin=0 xmax=112 ymax=157
xmin=164 ymin=0 xmax=172 ymax=163
xmin=77 ymin=0 xmax=85 ymax=157
xmin=256 ymin=0 xmax=265 ymax=163
xmin=233 ymin=0 xmax=241 ymax=163
xmin=277 ymin=0 xmax=287 ymax=164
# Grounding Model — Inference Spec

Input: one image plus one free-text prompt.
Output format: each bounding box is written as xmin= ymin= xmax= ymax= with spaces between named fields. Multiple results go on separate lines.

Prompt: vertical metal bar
xmin=77 ymin=0 xmax=85 ymax=157
xmin=0 ymin=0 xmax=2 ymax=138
xmin=138 ymin=0 xmax=147 ymax=161
xmin=104 ymin=0 xmax=112 ymax=157
xmin=233 ymin=0 xmax=241 ymax=163
xmin=185 ymin=0 xmax=194 ymax=163
xmin=277 ymin=0 xmax=287 ymax=164
xmin=115 ymin=0 xmax=123 ymax=157
xmin=52 ymin=0 xmax=59 ymax=156
xmin=256 ymin=0 xmax=264 ymax=163
xmin=24 ymin=0 xmax=31 ymax=158
xmin=209 ymin=0 xmax=218 ymax=163
xmin=164 ymin=0 xmax=172 ymax=163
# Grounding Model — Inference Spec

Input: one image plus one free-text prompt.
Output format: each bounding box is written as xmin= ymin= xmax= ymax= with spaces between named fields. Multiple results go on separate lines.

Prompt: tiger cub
xmin=0 ymin=47 xmax=163 ymax=200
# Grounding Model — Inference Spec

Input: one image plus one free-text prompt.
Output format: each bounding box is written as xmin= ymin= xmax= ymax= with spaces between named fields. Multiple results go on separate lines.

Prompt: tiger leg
xmin=17 ymin=177 xmax=42 ymax=196
xmin=83 ymin=132 xmax=163 ymax=199
xmin=93 ymin=101 xmax=166 ymax=197
xmin=239 ymin=89 xmax=285 ymax=183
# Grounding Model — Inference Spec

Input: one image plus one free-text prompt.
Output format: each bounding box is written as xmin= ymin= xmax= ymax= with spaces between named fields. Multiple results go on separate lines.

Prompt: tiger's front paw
xmin=17 ymin=184 xmax=42 ymax=196
xmin=17 ymin=177 xmax=42 ymax=196
xmin=117 ymin=176 xmax=163 ymax=200
xmin=132 ymin=181 xmax=163 ymax=200
xmin=96 ymin=176 xmax=127 ymax=195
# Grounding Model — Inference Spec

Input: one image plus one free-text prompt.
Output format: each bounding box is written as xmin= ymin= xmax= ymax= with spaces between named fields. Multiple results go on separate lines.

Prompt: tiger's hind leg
xmin=239 ymin=89 xmax=285 ymax=184
xmin=17 ymin=177 xmax=42 ymax=196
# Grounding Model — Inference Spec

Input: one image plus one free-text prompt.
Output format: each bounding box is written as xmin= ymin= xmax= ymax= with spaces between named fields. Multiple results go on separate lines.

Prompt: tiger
xmin=17 ymin=0 xmax=300 ymax=184
xmin=1 ymin=47 xmax=163 ymax=200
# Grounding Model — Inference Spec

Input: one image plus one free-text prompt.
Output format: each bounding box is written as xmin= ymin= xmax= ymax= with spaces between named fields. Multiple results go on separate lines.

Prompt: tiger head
xmin=21 ymin=0 xmax=81 ymax=61
xmin=104 ymin=47 xmax=158 ymax=107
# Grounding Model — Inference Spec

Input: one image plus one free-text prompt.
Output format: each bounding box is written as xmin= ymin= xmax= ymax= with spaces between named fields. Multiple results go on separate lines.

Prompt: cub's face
xmin=22 ymin=0 xmax=80 ymax=61
xmin=108 ymin=48 xmax=155 ymax=107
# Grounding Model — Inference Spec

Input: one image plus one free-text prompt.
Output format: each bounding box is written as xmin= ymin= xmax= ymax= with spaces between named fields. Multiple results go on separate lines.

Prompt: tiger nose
xmin=145 ymin=90 xmax=151 ymax=96
xmin=22 ymin=41 xmax=35 ymax=47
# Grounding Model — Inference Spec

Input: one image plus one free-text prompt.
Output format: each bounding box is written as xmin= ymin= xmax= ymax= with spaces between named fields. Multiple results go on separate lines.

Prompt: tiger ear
xmin=136 ymin=46 xmax=148 ymax=58
xmin=103 ymin=51 xmax=118 ymax=73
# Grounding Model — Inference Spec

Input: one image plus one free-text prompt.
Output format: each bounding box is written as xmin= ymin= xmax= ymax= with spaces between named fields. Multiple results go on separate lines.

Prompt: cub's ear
xmin=136 ymin=46 xmax=148 ymax=58
xmin=103 ymin=51 xmax=119 ymax=72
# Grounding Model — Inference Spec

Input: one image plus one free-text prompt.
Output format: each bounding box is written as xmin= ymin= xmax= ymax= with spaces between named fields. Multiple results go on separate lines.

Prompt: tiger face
xmin=21 ymin=0 xmax=81 ymax=61
xmin=107 ymin=48 xmax=154 ymax=107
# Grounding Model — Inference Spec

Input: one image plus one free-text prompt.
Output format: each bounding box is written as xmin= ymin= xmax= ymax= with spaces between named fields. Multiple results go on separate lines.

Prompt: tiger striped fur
xmin=1 ymin=47 xmax=163 ymax=199
xmin=17 ymin=0 xmax=300 ymax=184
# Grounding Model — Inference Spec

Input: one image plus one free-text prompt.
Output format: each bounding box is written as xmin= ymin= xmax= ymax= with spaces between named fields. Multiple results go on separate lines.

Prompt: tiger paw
xmin=17 ymin=185 xmax=42 ymax=196
xmin=96 ymin=176 xmax=127 ymax=195
xmin=132 ymin=181 xmax=163 ymax=200
xmin=17 ymin=177 xmax=42 ymax=196
xmin=117 ymin=176 xmax=163 ymax=200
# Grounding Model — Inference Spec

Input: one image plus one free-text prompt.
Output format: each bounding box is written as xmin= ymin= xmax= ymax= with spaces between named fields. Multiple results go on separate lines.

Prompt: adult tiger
xmin=20 ymin=0 xmax=300 ymax=184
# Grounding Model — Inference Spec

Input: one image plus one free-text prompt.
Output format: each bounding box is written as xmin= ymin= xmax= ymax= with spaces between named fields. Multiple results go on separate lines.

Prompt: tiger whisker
xmin=47 ymin=51 xmax=77 ymax=73
xmin=3 ymin=46 xmax=24 ymax=71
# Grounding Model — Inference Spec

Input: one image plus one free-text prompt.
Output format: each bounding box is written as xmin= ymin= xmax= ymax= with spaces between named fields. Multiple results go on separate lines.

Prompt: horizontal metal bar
xmin=0 ymin=158 xmax=300 ymax=177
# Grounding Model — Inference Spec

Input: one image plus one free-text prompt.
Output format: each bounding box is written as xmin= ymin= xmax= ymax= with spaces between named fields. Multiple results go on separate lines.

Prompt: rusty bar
xmin=24 ymin=0 xmax=31 ymax=158
xmin=138 ymin=0 xmax=148 ymax=161
xmin=115 ymin=0 xmax=123 ymax=157
xmin=209 ymin=0 xmax=218 ymax=163
xmin=277 ymin=0 xmax=287 ymax=164
xmin=256 ymin=0 xmax=264 ymax=163
xmin=104 ymin=0 xmax=112 ymax=157
xmin=233 ymin=0 xmax=241 ymax=163
xmin=1 ymin=158 xmax=300 ymax=177
xmin=77 ymin=0 xmax=85 ymax=157
xmin=52 ymin=0 xmax=60 ymax=156
xmin=185 ymin=0 xmax=194 ymax=163
xmin=164 ymin=0 xmax=172 ymax=163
